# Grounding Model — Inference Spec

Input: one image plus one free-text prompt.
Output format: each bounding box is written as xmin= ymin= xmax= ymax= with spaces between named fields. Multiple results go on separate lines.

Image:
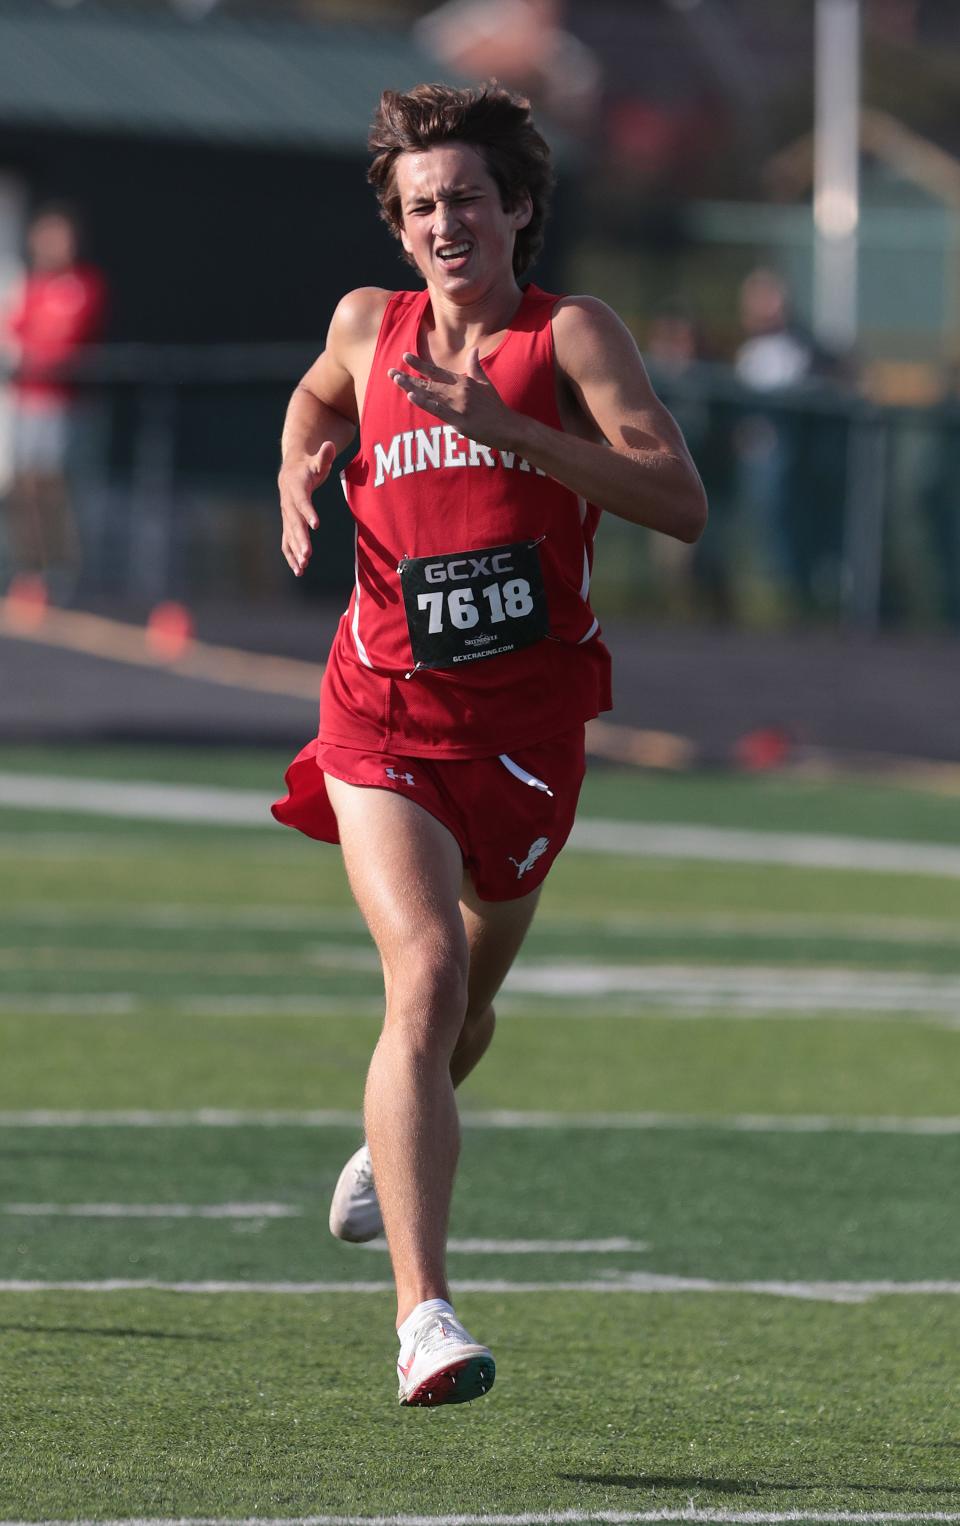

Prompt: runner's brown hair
xmin=368 ymin=83 xmax=554 ymax=278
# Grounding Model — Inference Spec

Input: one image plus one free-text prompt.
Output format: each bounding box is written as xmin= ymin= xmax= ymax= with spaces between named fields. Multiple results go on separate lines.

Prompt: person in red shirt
xmin=1 ymin=206 xmax=106 ymax=597
xmin=274 ymin=83 xmax=706 ymax=1406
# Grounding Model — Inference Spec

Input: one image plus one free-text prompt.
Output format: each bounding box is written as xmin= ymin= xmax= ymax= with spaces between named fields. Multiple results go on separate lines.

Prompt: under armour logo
xmin=385 ymin=767 xmax=416 ymax=786
xmin=508 ymin=836 xmax=550 ymax=878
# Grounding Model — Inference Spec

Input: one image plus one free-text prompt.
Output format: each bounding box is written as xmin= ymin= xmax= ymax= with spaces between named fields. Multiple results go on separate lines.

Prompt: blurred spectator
xmin=735 ymin=267 xmax=815 ymax=391
xmin=732 ymin=267 xmax=844 ymax=616
xmin=0 ymin=204 xmax=107 ymax=601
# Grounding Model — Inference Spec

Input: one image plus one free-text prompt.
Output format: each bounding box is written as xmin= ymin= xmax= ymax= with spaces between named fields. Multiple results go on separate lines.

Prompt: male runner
xmin=273 ymin=83 xmax=706 ymax=1407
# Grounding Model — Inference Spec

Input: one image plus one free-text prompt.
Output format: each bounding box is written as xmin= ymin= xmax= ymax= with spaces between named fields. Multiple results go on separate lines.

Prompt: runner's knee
xmin=462 ymin=999 xmax=495 ymax=1036
xmin=382 ymin=932 xmax=469 ymax=1040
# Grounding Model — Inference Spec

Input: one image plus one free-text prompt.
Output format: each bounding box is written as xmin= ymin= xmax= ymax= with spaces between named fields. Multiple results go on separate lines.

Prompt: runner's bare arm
xmin=278 ymin=288 xmax=388 ymax=576
xmin=390 ymin=297 xmax=707 ymax=543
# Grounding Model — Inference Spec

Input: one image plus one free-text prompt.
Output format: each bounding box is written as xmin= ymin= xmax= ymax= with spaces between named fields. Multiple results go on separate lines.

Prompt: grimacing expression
xmin=394 ymin=142 xmax=532 ymax=291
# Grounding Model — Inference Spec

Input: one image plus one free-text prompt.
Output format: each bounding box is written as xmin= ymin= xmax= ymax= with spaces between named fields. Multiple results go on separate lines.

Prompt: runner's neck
xmin=420 ymin=282 xmax=527 ymax=367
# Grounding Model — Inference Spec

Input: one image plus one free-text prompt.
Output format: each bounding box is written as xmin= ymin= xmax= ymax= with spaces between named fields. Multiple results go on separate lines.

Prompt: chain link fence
xmin=2 ymin=345 xmax=958 ymax=630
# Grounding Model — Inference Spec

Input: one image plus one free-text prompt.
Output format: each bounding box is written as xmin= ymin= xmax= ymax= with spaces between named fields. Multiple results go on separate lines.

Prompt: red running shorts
xmin=271 ymin=726 xmax=586 ymax=902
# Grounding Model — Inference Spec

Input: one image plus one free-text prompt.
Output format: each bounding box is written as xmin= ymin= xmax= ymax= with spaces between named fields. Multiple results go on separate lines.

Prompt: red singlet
xmin=317 ymin=283 xmax=612 ymax=757
xmin=5 ymin=266 xmax=106 ymax=407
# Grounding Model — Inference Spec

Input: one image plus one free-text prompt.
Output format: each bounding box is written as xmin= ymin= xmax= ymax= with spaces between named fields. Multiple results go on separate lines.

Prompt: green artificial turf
xmin=2 ymin=757 xmax=960 ymax=1521
xmin=0 ymin=1123 xmax=958 ymax=1285
xmin=1 ymin=1008 xmax=959 ymax=1118
xmin=3 ymin=1292 xmax=959 ymax=1518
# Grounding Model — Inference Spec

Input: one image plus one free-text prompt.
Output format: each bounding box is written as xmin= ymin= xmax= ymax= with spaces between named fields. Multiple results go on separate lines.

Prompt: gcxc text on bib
xmin=397 ymin=538 xmax=548 ymax=672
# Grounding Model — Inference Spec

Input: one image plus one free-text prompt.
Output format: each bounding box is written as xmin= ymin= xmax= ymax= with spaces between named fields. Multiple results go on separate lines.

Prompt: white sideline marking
xmin=3 ymin=1515 xmax=960 ymax=1526
xmin=0 ymin=994 xmax=145 ymax=1015
xmin=0 ymin=947 xmax=380 ymax=976
xmin=1 ymin=1108 xmax=959 ymax=1135
xmin=1 ymin=1276 xmax=959 ymax=1304
xmin=0 ymin=834 xmax=290 ymax=860
xmin=8 ymin=901 xmax=960 ymax=946
xmin=571 ymin=818 xmax=960 ymax=878
xmin=504 ymin=963 xmax=960 ymax=1016
xmin=1 ymin=1202 xmax=300 ymax=1219
xmin=0 ymin=1108 xmax=360 ymax=1128
xmin=6 ymin=963 xmax=960 ymax=1019
xmin=0 ymin=996 xmax=955 ymax=1026
xmin=5 ymin=902 xmax=366 ymax=931
xmin=358 ymin=1237 xmax=650 ymax=1255
xmin=5 ymin=772 xmax=960 ymax=878
xmin=0 ymin=994 xmax=382 ymax=1017
xmin=0 ymin=774 xmax=270 ymax=826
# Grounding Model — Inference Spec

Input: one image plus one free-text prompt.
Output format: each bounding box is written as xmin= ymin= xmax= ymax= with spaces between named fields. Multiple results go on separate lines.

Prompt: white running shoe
xmin=397 ymin=1310 xmax=496 ymax=1407
xmin=328 ymin=1143 xmax=383 ymax=1243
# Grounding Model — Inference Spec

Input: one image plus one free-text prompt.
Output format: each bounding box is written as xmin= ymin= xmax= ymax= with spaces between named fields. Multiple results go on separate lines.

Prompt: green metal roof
xmin=0 ymin=5 xmax=447 ymax=148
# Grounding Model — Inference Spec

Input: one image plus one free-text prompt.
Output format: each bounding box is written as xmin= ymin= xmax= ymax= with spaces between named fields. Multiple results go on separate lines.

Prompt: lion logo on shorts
xmin=508 ymin=836 xmax=550 ymax=879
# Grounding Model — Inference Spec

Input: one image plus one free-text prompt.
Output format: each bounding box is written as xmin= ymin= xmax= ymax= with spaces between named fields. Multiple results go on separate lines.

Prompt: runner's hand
xmin=389 ymin=349 xmax=515 ymax=450
xmin=278 ymin=441 xmax=337 ymax=576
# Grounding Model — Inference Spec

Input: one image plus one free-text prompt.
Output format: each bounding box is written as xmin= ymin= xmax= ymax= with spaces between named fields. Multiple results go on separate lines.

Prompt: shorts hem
xmin=318 ymin=760 xmax=470 ymax=867
xmin=468 ymin=867 xmax=553 ymax=902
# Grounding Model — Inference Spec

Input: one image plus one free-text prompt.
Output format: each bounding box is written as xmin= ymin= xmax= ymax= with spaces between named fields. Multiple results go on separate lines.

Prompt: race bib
xmin=397 ymin=539 xmax=548 ymax=670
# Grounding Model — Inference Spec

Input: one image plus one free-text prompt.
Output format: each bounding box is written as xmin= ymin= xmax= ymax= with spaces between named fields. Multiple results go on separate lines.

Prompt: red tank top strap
xmin=482 ymin=285 xmax=564 ymax=430
xmin=359 ymin=288 xmax=429 ymax=427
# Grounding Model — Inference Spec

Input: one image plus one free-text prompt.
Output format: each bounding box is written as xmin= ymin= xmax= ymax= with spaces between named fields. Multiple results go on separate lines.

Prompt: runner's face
xmin=395 ymin=142 xmax=531 ymax=294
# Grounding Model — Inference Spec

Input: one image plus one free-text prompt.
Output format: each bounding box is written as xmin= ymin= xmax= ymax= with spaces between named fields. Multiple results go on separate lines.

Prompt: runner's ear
xmin=510 ymin=192 xmax=533 ymax=231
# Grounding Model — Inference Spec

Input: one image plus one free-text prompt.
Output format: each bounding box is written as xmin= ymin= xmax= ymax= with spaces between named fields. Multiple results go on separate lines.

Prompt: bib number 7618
xmin=398 ymin=539 xmax=548 ymax=670
xmin=417 ymin=578 xmax=535 ymax=633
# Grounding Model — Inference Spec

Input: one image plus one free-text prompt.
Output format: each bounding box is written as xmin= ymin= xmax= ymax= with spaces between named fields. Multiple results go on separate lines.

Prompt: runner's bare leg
xmin=327 ymin=777 xmax=468 ymax=1325
xmin=451 ymin=877 xmax=540 ymax=1086
xmin=325 ymin=776 xmax=540 ymax=1327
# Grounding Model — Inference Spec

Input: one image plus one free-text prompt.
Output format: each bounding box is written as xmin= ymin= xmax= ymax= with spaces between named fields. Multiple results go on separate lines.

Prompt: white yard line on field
xmin=6 ymin=902 xmax=367 ymax=931
xmin=0 ymin=947 xmax=380 ymax=974
xmin=358 ymin=1238 xmax=650 ymax=1254
xmin=0 ymin=994 xmax=382 ymax=1017
xmin=0 ymin=1202 xmax=300 ymax=1219
xmin=5 ymin=1514 xmax=960 ymax=1526
xmin=1 ymin=1108 xmax=959 ymax=1134
xmin=0 ymin=994 xmax=144 ymax=1015
xmin=5 ymin=963 xmax=960 ymax=1020
xmin=7 ymin=902 xmax=960 ymax=946
xmin=1 ymin=1277 xmax=960 ymax=1305
xmin=0 ymin=1213 xmax=643 ymax=1247
xmin=0 ymin=833 xmax=283 ymax=859
xmin=5 ymin=772 xmax=960 ymax=878
xmin=503 ymin=964 xmax=960 ymax=1015
xmin=0 ymin=774 xmax=270 ymax=825
xmin=571 ymin=819 xmax=960 ymax=876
